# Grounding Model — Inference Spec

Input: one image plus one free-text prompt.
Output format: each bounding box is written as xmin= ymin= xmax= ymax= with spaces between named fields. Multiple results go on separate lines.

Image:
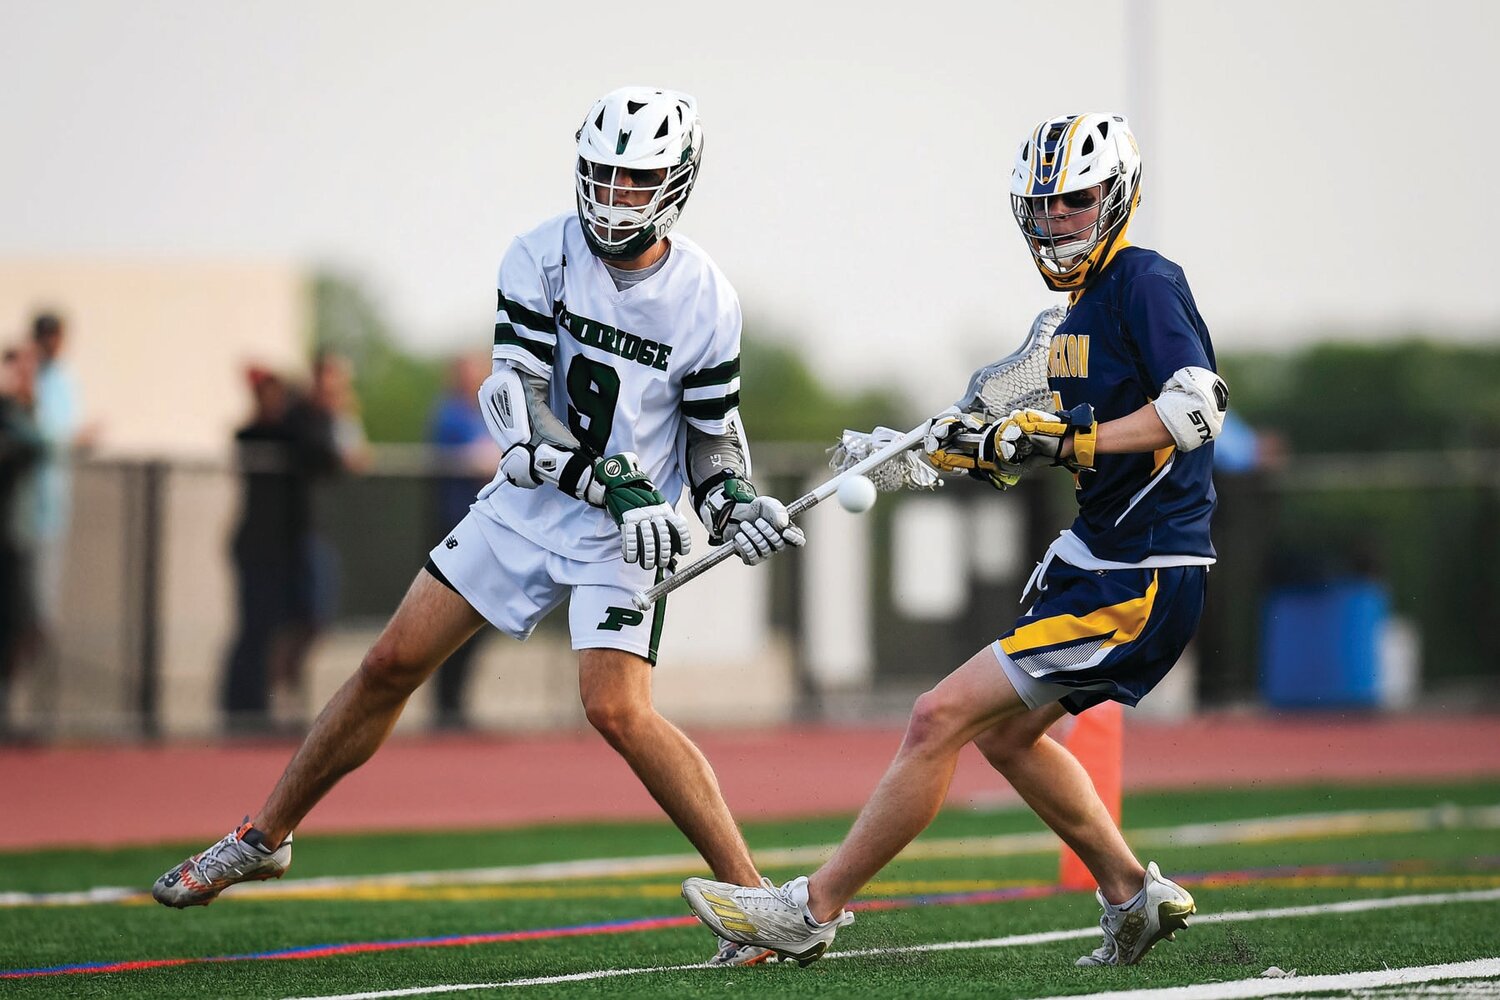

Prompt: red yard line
xmin=1 ymin=714 xmax=1497 ymax=850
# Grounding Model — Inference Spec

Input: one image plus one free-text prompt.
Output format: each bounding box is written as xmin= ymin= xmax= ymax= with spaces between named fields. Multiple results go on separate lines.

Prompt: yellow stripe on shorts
xmin=1001 ymin=571 xmax=1159 ymax=657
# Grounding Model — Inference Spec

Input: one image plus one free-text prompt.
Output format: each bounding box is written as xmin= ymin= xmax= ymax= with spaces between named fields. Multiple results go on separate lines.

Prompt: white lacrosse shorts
xmin=427 ymin=509 xmax=667 ymax=664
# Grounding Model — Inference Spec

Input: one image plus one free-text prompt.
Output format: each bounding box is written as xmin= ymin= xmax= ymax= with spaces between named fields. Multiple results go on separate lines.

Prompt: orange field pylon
xmin=1058 ymin=700 xmax=1123 ymax=891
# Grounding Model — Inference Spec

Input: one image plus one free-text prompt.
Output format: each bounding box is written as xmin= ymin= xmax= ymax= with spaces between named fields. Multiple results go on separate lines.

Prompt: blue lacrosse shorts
xmin=995 ymin=560 xmax=1206 ymax=714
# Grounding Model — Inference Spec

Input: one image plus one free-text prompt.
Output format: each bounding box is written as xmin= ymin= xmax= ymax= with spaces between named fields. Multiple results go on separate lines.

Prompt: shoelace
xmin=194 ymin=832 xmax=252 ymax=880
xmin=733 ymin=877 xmax=796 ymax=912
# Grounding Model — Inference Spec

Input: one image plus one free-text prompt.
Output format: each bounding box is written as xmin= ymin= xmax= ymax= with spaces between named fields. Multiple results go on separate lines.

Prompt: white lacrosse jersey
xmin=477 ymin=212 xmax=743 ymax=562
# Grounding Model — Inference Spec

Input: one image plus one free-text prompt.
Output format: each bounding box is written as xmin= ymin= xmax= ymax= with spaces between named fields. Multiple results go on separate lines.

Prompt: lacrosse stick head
xmin=829 ymin=426 xmax=942 ymax=492
xmin=827 ymin=306 xmax=1064 ymax=490
xmin=956 ymin=305 xmax=1065 ymax=419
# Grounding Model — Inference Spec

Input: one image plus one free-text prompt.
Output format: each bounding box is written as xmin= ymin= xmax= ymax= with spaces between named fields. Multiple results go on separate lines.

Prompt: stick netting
xmin=828 ymin=305 xmax=1066 ymax=491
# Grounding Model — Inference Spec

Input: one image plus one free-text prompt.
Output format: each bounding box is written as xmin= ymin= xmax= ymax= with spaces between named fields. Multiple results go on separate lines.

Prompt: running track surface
xmin=2 ymin=714 xmax=1497 ymax=850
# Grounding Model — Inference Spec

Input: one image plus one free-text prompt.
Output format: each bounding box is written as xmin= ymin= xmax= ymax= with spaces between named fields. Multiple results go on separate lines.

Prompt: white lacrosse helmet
xmin=574 ymin=87 xmax=703 ymax=261
xmin=1010 ymin=113 xmax=1141 ymax=292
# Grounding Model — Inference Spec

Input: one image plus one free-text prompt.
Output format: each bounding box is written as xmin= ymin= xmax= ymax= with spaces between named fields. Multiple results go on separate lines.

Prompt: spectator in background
xmin=307 ymin=350 xmax=371 ymax=475
xmin=223 ymin=356 xmax=364 ymax=733
xmin=223 ymin=366 xmax=303 ymax=732
xmin=266 ymin=351 xmax=370 ymax=721
xmin=425 ymin=354 xmax=501 ymax=730
xmin=0 ymin=346 xmax=43 ymax=740
xmin=7 ymin=313 xmax=94 ymax=737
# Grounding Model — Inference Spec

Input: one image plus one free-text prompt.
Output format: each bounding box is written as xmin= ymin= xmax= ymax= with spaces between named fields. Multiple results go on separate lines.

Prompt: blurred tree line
xmin=319 ymin=262 xmax=1500 ymax=455
xmin=1221 ymin=339 xmax=1500 ymax=451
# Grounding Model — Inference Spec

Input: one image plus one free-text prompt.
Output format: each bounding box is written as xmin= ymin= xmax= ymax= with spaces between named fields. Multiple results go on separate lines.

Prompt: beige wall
xmin=0 ymin=259 xmax=307 ymax=458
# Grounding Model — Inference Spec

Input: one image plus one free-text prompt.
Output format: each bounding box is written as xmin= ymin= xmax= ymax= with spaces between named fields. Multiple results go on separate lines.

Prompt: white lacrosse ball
xmin=836 ymin=474 xmax=877 ymax=513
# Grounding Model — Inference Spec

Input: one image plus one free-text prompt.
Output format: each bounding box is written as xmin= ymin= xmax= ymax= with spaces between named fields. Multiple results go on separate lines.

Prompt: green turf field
xmin=3 ymin=781 xmax=1498 ymax=998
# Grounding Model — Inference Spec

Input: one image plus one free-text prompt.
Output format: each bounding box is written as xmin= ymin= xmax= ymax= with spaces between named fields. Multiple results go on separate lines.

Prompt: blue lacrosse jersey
xmin=1049 ymin=246 xmax=1217 ymax=563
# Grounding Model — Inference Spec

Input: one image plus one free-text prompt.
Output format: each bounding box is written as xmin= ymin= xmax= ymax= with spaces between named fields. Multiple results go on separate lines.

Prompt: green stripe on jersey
xmin=682 ymin=357 xmax=740 ymax=389
xmin=493 ymin=324 xmax=556 ymax=365
xmin=682 ymin=392 xmax=740 ymax=421
xmin=648 ymin=568 xmax=667 ymax=665
xmin=497 ymin=290 xmax=556 ymax=336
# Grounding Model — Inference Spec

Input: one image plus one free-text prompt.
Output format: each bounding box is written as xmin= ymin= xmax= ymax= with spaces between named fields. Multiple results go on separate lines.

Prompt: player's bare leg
xmin=252 ymin=570 xmax=486 ymax=846
xmin=803 ymin=646 xmax=1027 ymax=921
xmin=154 ymin=570 xmax=484 ymax=907
xmin=578 ymin=648 xmax=759 ymax=886
xmin=974 ymin=697 xmax=1194 ymax=966
xmin=972 ymin=707 xmax=1145 ymax=904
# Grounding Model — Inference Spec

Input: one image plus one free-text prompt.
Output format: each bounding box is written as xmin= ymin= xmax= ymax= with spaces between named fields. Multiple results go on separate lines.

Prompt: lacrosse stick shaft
xmin=631 ymin=420 xmax=932 ymax=610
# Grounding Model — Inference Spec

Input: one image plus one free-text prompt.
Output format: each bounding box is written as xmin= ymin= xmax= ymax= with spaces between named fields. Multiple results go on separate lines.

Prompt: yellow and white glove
xmin=922 ymin=407 xmax=1025 ymax=490
xmin=993 ymin=404 xmax=1098 ymax=472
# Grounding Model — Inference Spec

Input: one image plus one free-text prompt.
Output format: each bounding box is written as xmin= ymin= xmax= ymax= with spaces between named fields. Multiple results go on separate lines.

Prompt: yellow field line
xmin=7 ymin=802 xmax=1498 ymax=908
xmin=107 ymin=873 xmax=1500 ymax=906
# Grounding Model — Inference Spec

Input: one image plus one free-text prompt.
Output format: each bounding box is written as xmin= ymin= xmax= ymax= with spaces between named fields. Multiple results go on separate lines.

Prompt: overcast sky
xmin=2 ymin=0 xmax=1496 ymax=401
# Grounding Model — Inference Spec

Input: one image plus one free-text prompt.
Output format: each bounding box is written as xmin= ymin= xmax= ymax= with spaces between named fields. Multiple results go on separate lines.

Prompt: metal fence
xmin=5 ymin=447 xmax=1496 ymax=740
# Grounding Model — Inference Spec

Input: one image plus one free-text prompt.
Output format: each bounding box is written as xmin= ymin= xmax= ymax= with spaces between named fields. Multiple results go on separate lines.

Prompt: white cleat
xmin=682 ymin=875 xmax=854 ymax=967
xmin=708 ymin=937 xmax=778 ymax=967
xmin=152 ymin=819 xmax=292 ymax=908
xmin=1076 ymin=861 xmax=1196 ymax=966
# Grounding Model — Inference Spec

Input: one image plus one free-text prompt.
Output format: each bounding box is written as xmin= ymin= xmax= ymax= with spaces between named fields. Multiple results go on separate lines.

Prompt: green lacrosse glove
xmin=593 ymin=452 xmax=692 ymax=570
xmin=696 ymin=474 xmax=806 ymax=567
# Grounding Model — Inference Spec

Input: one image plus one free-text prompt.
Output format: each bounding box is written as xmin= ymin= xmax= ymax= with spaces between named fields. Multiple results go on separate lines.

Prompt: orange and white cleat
xmin=152 ymin=818 xmax=292 ymax=908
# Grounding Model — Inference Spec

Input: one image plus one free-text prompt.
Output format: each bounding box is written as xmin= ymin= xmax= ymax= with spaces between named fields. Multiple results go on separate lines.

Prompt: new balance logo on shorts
xmin=445 ymin=537 xmax=458 ymax=549
xmin=598 ymin=606 xmax=644 ymax=631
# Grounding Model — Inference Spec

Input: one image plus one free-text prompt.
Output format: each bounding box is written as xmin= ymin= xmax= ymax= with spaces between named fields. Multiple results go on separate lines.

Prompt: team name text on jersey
xmin=559 ymin=305 xmax=673 ymax=372
xmin=1049 ymin=333 xmax=1090 ymax=379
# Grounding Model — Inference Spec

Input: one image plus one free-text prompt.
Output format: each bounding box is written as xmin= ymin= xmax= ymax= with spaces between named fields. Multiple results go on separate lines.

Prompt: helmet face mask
xmin=574 ymin=88 xmax=703 ymax=261
xmin=1010 ymin=113 xmax=1141 ymax=292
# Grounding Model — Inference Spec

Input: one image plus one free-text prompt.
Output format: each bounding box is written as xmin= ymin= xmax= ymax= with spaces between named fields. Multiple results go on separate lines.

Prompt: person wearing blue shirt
xmin=681 ymin=114 xmax=1229 ymax=970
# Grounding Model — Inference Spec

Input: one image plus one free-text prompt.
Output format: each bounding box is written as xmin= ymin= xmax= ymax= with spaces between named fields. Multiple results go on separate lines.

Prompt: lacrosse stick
xmin=629 ymin=306 xmax=1066 ymax=611
xmin=631 ymin=421 xmax=933 ymax=610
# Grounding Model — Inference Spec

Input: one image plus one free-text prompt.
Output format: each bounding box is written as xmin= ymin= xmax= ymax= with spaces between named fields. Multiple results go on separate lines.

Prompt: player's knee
xmin=357 ymin=641 xmax=426 ymax=696
xmin=972 ymin=721 xmax=1044 ymax=771
xmin=582 ymin=695 xmax=653 ymax=746
xmin=903 ymin=688 xmax=967 ymax=754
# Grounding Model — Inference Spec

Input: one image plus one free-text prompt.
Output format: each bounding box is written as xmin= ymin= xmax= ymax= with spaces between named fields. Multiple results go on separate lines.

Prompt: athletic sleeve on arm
xmin=680 ymin=295 xmax=742 ymax=435
xmin=493 ymin=240 xmax=558 ymax=380
xmin=1122 ymin=271 xmax=1214 ymax=391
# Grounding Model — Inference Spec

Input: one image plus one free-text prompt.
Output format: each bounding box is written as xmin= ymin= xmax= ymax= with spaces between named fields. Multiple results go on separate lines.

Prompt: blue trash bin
xmin=1261 ymin=579 xmax=1389 ymax=708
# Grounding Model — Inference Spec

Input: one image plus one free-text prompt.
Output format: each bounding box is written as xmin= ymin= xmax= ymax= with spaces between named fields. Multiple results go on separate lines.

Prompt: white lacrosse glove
xmin=697 ymin=476 xmax=806 ymax=567
xmin=594 ymin=453 xmax=692 ymax=571
xmin=498 ymin=443 xmax=607 ymax=505
xmin=922 ymin=407 xmax=1025 ymax=491
xmin=480 ymin=365 xmax=607 ymax=506
xmin=994 ymin=404 xmax=1098 ymax=471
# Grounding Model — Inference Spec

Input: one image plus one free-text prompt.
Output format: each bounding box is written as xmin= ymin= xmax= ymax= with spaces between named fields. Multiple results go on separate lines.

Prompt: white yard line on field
xmin=1027 ymin=957 xmax=1500 ymax=1000
xmin=281 ymin=888 xmax=1500 ymax=1000
xmin=6 ymin=802 xmax=1498 ymax=908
